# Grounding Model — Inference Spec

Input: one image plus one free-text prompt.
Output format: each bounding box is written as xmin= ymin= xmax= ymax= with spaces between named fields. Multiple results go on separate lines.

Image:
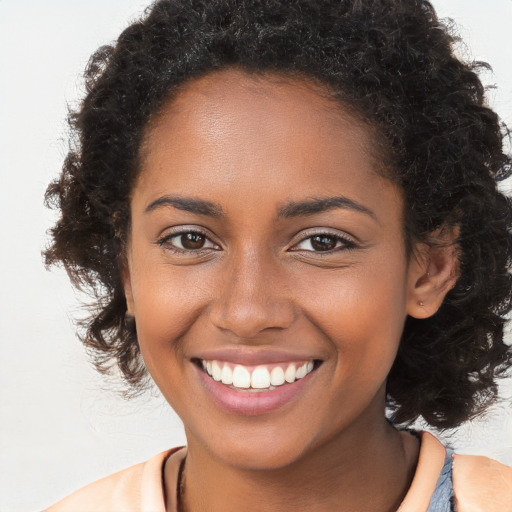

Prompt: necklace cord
xmin=176 ymin=455 xmax=187 ymax=512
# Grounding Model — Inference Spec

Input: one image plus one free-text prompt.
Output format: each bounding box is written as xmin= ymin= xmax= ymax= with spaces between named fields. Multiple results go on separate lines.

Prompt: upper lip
xmin=192 ymin=347 xmax=321 ymax=366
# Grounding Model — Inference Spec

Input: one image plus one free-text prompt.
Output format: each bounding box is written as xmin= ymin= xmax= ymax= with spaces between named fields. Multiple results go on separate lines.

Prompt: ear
xmin=407 ymin=226 xmax=460 ymax=319
xmin=120 ymin=257 xmax=135 ymax=316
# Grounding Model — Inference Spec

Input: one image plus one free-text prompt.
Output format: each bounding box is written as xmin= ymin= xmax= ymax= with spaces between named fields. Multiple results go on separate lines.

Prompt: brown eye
xmin=181 ymin=232 xmax=206 ymax=249
xmin=291 ymin=232 xmax=356 ymax=253
xmin=159 ymin=230 xmax=219 ymax=252
xmin=310 ymin=235 xmax=337 ymax=251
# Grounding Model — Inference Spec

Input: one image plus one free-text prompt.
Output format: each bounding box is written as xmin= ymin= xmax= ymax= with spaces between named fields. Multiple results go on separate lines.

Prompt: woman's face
xmin=124 ymin=68 xmax=424 ymax=469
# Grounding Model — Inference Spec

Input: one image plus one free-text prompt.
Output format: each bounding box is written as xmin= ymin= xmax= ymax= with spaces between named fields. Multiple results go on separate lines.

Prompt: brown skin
xmin=123 ymin=68 xmax=458 ymax=511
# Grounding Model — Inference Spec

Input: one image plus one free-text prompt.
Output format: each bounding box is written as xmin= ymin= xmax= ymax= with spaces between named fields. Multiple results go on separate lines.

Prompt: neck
xmin=175 ymin=418 xmax=419 ymax=512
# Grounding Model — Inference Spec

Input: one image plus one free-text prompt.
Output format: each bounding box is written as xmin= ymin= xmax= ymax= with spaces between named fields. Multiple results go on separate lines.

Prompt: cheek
xmin=296 ymin=250 xmax=409 ymax=373
xmin=128 ymin=254 xmax=216 ymax=364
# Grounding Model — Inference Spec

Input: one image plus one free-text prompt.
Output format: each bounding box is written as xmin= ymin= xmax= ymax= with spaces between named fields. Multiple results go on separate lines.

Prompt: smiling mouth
xmin=194 ymin=359 xmax=321 ymax=392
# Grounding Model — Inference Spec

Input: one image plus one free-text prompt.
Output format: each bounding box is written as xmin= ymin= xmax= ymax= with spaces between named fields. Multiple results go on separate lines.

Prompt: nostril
xmin=209 ymin=300 xmax=296 ymax=339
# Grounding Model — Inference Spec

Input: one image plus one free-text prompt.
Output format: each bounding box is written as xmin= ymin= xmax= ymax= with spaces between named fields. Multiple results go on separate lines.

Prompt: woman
xmin=43 ymin=0 xmax=512 ymax=510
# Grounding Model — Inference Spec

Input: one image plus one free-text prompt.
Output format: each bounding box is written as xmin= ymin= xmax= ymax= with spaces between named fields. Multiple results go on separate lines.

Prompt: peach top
xmin=45 ymin=432 xmax=512 ymax=512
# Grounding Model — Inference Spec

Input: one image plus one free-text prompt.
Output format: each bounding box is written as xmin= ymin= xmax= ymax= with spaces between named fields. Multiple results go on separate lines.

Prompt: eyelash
xmin=157 ymin=229 xmax=357 ymax=255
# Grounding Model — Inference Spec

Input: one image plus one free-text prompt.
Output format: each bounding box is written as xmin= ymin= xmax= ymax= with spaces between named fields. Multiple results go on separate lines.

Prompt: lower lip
xmin=196 ymin=366 xmax=316 ymax=416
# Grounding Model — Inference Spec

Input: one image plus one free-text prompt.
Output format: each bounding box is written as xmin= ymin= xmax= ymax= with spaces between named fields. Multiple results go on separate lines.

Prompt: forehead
xmin=140 ymin=67 xmax=376 ymax=174
xmin=135 ymin=68 xmax=400 ymax=221
xmin=151 ymin=67 xmax=352 ymax=127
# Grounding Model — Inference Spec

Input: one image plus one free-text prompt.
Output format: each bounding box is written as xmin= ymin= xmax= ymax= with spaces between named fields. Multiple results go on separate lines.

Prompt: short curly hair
xmin=45 ymin=0 xmax=512 ymax=429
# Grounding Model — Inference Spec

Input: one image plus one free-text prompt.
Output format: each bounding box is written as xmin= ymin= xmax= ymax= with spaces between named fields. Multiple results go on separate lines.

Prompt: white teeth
xmin=202 ymin=359 xmax=316 ymax=389
xmin=221 ymin=365 xmax=233 ymax=385
xmin=270 ymin=366 xmax=285 ymax=386
xmin=295 ymin=362 xmax=307 ymax=379
xmin=232 ymin=365 xmax=251 ymax=388
xmin=251 ymin=366 xmax=271 ymax=389
xmin=211 ymin=360 xmax=222 ymax=381
xmin=285 ymin=364 xmax=296 ymax=383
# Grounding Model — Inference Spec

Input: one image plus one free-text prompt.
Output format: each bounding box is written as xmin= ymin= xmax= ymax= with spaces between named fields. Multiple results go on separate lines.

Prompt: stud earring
xmin=418 ymin=301 xmax=425 ymax=307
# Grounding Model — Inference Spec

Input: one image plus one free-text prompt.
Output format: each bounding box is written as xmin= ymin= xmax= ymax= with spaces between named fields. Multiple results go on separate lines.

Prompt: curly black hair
xmin=44 ymin=0 xmax=512 ymax=429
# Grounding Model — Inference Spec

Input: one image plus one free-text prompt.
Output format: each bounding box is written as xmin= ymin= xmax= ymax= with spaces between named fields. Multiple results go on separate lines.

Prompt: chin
xmin=215 ymin=443 xmax=309 ymax=471
xmin=189 ymin=420 xmax=330 ymax=472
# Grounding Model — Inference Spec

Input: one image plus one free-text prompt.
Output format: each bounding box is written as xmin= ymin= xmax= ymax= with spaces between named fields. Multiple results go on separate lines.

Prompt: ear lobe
xmin=407 ymin=232 xmax=460 ymax=319
xmin=120 ymin=260 xmax=135 ymax=316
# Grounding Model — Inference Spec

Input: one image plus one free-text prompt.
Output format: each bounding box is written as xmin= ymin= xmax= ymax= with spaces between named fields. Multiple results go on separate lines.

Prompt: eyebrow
xmin=144 ymin=196 xmax=224 ymax=218
xmin=144 ymin=194 xmax=376 ymax=222
xmin=277 ymin=196 xmax=377 ymax=221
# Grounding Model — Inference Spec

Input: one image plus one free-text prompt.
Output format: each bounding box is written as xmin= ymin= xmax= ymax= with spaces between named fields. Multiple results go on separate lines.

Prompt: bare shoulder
xmin=453 ymin=453 xmax=512 ymax=512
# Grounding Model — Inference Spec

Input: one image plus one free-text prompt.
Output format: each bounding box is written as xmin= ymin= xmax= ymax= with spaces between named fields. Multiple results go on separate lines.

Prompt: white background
xmin=1 ymin=1 xmax=511 ymax=511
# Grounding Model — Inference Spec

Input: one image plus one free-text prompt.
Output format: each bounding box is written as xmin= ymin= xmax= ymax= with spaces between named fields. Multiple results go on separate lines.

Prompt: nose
xmin=208 ymin=250 xmax=296 ymax=339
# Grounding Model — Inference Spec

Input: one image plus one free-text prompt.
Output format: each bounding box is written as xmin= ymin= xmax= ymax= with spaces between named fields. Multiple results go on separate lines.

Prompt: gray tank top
xmin=426 ymin=448 xmax=454 ymax=512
